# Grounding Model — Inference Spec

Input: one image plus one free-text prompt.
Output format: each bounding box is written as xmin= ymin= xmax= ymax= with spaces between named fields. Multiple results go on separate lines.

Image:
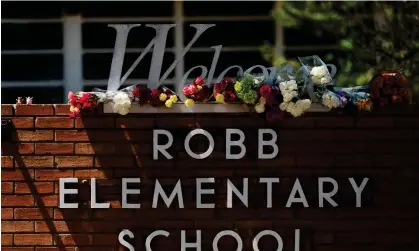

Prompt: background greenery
xmin=262 ymin=1 xmax=419 ymax=102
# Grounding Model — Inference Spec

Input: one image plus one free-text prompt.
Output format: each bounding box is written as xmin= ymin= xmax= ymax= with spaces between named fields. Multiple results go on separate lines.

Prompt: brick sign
xmin=2 ymin=104 xmax=419 ymax=251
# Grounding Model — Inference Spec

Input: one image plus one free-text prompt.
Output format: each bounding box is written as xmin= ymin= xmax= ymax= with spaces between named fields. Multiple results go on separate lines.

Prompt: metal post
xmin=174 ymin=1 xmax=185 ymax=88
xmin=275 ymin=1 xmax=285 ymax=58
xmin=63 ymin=15 xmax=83 ymax=103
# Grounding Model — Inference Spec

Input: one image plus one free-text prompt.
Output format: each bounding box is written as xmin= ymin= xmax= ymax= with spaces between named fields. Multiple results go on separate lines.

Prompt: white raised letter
xmin=253 ymin=230 xmax=283 ymax=251
xmin=227 ymin=178 xmax=248 ymax=208
xmin=146 ymin=230 xmax=170 ymax=251
xmin=119 ymin=229 xmax=135 ymax=251
xmin=318 ymin=177 xmax=338 ymax=207
xmin=153 ymin=180 xmax=184 ymax=208
xmin=349 ymin=177 xmax=369 ymax=207
xmin=226 ymin=129 xmax=246 ymax=159
xmin=185 ymin=129 xmax=214 ymax=159
xmin=286 ymin=178 xmax=309 ymax=208
xmin=181 ymin=230 xmax=201 ymax=251
xmin=213 ymin=230 xmax=243 ymax=251
xmin=59 ymin=178 xmax=78 ymax=209
xmin=91 ymin=178 xmax=110 ymax=208
xmin=196 ymin=178 xmax=215 ymax=208
xmin=122 ymin=178 xmax=142 ymax=209
xmin=153 ymin=129 xmax=174 ymax=160
xmin=259 ymin=178 xmax=280 ymax=208
xmin=258 ymin=129 xmax=279 ymax=159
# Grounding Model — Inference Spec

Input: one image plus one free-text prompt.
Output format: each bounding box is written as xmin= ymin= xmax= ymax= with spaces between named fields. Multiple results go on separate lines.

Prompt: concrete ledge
xmin=103 ymin=102 xmax=330 ymax=114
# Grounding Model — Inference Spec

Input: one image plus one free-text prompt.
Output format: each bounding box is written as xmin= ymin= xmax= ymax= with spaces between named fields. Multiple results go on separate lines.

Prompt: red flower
xmin=259 ymin=84 xmax=271 ymax=98
xmin=224 ymin=90 xmax=236 ymax=102
xmin=183 ymin=85 xmax=198 ymax=97
xmin=193 ymin=77 xmax=205 ymax=86
xmin=151 ymin=89 xmax=161 ymax=97
xmin=132 ymin=87 xmax=140 ymax=97
xmin=196 ymin=85 xmax=210 ymax=102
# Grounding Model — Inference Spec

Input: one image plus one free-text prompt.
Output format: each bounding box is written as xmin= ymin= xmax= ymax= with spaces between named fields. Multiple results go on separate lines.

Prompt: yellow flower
xmin=169 ymin=95 xmax=178 ymax=102
xmin=254 ymin=103 xmax=265 ymax=113
xmin=159 ymin=93 xmax=167 ymax=101
xmin=259 ymin=97 xmax=266 ymax=105
xmin=165 ymin=100 xmax=173 ymax=108
xmin=185 ymin=99 xmax=195 ymax=107
xmin=70 ymin=105 xmax=75 ymax=112
xmin=215 ymin=93 xmax=225 ymax=104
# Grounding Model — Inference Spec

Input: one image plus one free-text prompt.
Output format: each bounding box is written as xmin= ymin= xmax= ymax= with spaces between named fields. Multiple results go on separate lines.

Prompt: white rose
xmin=279 ymin=81 xmax=287 ymax=94
xmin=254 ymin=103 xmax=265 ymax=113
xmin=283 ymin=93 xmax=293 ymax=102
xmin=320 ymin=76 xmax=332 ymax=85
xmin=296 ymin=99 xmax=311 ymax=111
xmin=112 ymin=92 xmax=132 ymax=115
xmin=279 ymin=102 xmax=288 ymax=111
xmin=322 ymin=92 xmax=340 ymax=109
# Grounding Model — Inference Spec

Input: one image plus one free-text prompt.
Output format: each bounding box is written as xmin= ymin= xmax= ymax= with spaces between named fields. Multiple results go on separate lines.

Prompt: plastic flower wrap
xmin=278 ymin=80 xmax=312 ymax=117
xmin=68 ymin=91 xmax=99 ymax=118
xmin=299 ymin=55 xmax=333 ymax=86
xmin=183 ymin=76 xmax=211 ymax=107
xmin=213 ymin=77 xmax=237 ymax=104
xmin=369 ymin=70 xmax=410 ymax=107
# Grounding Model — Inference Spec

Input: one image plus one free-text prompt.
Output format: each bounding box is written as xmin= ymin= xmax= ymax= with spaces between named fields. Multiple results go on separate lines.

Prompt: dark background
xmin=1 ymin=1 xmax=336 ymax=104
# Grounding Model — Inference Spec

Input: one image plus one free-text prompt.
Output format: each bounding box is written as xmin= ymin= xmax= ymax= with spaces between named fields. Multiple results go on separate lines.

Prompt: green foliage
xmin=267 ymin=1 xmax=419 ymax=102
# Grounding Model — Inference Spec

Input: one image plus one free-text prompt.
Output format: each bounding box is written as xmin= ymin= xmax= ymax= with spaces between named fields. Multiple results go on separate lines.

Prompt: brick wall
xmin=2 ymin=104 xmax=419 ymax=251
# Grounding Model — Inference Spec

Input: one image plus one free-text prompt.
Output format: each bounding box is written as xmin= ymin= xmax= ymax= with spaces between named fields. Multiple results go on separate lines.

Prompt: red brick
xmin=18 ymin=143 xmax=35 ymax=154
xmin=2 ymin=195 xmax=34 ymax=206
xmin=75 ymin=117 xmax=114 ymax=128
xmin=2 ymin=143 xmax=34 ymax=155
xmin=35 ymin=117 xmax=74 ymax=128
xmin=14 ymin=208 xmax=53 ymax=219
xmin=37 ymin=195 xmax=58 ymax=206
xmin=356 ymin=117 xmax=395 ymax=128
xmin=314 ymin=232 xmax=334 ymax=244
xmin=15 ymin=156 xmax=54 ymax=168
xmin=95 ymin=156 xmax=134 ymax=168
xmin=395 ymin=118 xmax=419 ymax=128
xmin=2 ymin=104 xmax=14 ymax=116
xmin=15 ymin=104 xmax=54 ymax=116
xmin=57 ymin=234 xmax=93 ymax=245
xmin=55 ymin=156 xmax=93 ymax=168
xmin=115 ymin=143 xmax=151 ymax=155
xmin=37 ymin=248 xmax=74 ymax=251
xmin=35 ymin=170 xmax=73 ymax=181
xmin=35 ymin=143 xmax=74 ymax=154
xmin=116 ymin=117 xmax=155 ymax=128
xmin=15 ymin=182 xmax=54 ymax=194
xmin=15 ymin=130 xmax=54 ymax=141
xmin=3 ymin=248 xmax=34 ymax=251
xmin=14 ymin=234 xmax=52 ymax=245
xmin=12 ymin=117 xmax=34 ymax=128
xmin=75 ymin=143 xmax=115 ymax=154
xmin=278 ymin=117 xmax=316 ymax=128
xmin=2 ymin=234 xmax=13 ymax=246
xmin=55 ymin=130 xmax=89 ymax=141
xmin=2 ymin=221 xmax=34 ymax=232
xmin=74 ymin=170 xmax=107 ymax=179
xmin=92 ymin=234 xmax=119 ymax=245
xmin=2 ymin=208 xmax=13 ymax=219
xmin=2 ymin=182 xmax=14 ymax=193
xmin=315 ymin=117 xmax=355 ymax=128
xmin=2 ymin=156 xmax=14 ymax=168
xmin=156 ymin=116 xmax=195 ymax=128
xmin=235 ymin=220 xmax=273 ymax=228
xmin=2 ymin=169 xmax=34 ymax=181
xmin=54 ymin=104 xmax=71 ymax=115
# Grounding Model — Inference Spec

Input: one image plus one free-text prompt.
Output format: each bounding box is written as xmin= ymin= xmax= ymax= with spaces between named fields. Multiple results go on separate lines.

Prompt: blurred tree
xmin=262 ymin=1 xmax=419 ymax=102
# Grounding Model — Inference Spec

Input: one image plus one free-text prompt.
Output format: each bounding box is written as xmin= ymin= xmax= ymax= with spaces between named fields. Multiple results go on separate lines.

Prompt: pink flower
xmin=259 ymin=84 xmax=271 ymax=98
xmin=193 ymin=77 xmax=205 ymax=86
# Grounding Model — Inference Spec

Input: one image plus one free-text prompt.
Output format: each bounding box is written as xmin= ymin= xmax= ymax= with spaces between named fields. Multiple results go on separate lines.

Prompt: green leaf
xmin=340 ymin=39 xmax=353 ymax=50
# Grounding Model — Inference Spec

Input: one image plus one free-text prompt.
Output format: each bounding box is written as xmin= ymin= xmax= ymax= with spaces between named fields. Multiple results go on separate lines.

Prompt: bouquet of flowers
xmin=183 ymin=76 xmax=211 ymax=107
xmin=369 ymin=70 xmax=410 ymax=107
xmin=213 ymin=77 xmax=237 ymax=104
xmin=68 ymin=91 xmax=99 ymax=117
